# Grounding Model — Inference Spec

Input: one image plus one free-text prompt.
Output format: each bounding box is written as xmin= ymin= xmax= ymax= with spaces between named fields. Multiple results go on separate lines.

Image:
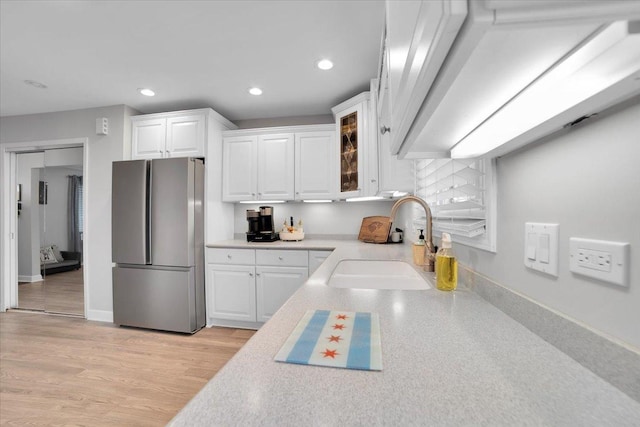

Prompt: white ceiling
xmin=0 ymin=0 xmax=385 ymax=121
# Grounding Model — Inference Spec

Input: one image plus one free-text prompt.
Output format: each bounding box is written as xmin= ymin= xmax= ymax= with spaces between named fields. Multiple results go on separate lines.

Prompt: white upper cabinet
xmin=257 ymin=133 xmax=295 ymax=201
xmin=131 ymin=118 xmax=166 ymax=159
xmin=222 ymin=135 xmax=258 ymax=201
xmin=295 ymin=131 xmax=337 ymax=200
xmin=222 ymin=125 xmax=334 ymax=202
xmin=332 ymin=93 xmax=374 ymax=199
xmin=131 ymin=108 xmax=219 ymax=159
xmin=165 ymin=114 xmax=206 ymax=157
xmin=387 ymin=0 xmax=640 ymax=159
xmin=383 ymin=0 xmax=468 ymax=156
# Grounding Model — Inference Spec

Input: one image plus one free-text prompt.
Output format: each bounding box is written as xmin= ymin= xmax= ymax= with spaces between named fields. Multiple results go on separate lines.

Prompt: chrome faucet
xmin=389 ymin=195 xmax=435 ymax=272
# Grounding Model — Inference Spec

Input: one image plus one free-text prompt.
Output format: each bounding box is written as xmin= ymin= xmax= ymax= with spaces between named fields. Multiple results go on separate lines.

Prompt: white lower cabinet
xmin=206 ymin=248 xmax=312 ymax=328
xmin=256 ymin=266 xmax=308 ymax=322
xmin=309 ymin=250 xmax=332 ymax=274
xmin=207 ymin=264 xmax=256 ymax=322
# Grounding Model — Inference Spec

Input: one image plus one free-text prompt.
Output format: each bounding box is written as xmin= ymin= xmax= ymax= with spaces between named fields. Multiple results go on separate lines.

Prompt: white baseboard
xmin=18 ymin=274 xmax=43 ymax=283
xmin=86 ymin=309 xmax=113 ymax=323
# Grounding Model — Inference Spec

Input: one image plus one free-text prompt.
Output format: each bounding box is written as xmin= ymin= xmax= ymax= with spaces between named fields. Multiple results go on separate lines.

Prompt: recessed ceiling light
xmin=317 ymin=59 xmax=334 ymax=70
xmin=249 ymin=87 xmax=263 ymax=96
xmin=24 ymin=79 xmax=47 ymax=89
xmin=138 ymin=88 xmax=155 ymax=97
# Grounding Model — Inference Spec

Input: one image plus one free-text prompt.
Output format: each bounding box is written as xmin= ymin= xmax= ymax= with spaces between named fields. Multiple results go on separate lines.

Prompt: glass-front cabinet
xmin=332 ymin=92 xmax=372 ymax=199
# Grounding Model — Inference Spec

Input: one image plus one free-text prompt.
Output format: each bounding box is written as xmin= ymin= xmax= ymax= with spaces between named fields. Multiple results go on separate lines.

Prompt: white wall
xmin=231 ymin=200 xmax=416 ymax=240
xmin=1 ymin=105 xmax=134 ymax=321
xmin=456 ymin=99 xmax=640 ymax=349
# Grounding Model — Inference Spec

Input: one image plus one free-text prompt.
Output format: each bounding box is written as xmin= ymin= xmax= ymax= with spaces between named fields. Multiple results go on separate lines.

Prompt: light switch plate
xmin=524 ymin=223 xmax=559 ymax=276
xmin=569 ymin=237 xmax=630 ymax=287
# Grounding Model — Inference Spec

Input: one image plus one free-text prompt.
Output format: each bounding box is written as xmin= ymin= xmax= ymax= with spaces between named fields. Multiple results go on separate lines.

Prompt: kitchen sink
xmin=327 ymin=260 xmax=431 ymax=290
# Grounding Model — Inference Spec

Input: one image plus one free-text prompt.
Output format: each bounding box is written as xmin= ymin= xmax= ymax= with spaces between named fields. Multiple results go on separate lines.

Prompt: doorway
xmin=2 ymin=139 xmax=88 ymax=317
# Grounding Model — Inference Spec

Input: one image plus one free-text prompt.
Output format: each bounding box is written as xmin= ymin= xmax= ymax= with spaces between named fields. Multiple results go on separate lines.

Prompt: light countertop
xmin=172 ymin=239 xmax=640 ymax=425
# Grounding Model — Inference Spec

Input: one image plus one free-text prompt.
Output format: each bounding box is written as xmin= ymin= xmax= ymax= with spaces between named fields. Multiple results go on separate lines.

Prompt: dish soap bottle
xmin=413 ymin=229 xmax=426 ymax=266
xmin=436 ymin=233 xmax=457 ymax=291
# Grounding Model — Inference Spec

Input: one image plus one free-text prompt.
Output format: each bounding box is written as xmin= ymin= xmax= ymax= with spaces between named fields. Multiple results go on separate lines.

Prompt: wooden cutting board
xmin=358 ymin=216 xmax=391 ymax=243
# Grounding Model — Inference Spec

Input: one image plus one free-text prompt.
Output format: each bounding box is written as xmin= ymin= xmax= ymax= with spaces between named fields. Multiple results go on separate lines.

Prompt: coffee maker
xmin=246 ymin=206 xmax=279 ymax=242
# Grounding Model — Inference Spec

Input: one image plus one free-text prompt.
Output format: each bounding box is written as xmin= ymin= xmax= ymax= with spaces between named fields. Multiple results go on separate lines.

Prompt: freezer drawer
xmin=113 ymin=266 xmax=204 ymax=333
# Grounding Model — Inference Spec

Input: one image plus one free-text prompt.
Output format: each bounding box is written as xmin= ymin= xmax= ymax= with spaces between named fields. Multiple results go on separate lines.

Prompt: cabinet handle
xmin=380 ymin=125 xmax=391 ymax=135
xmin=371 ymin=179 xmax=377 ymax=183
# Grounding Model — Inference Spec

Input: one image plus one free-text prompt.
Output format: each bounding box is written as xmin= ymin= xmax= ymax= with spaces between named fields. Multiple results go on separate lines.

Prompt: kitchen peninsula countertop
xmin=172 ymin=239 xmax=640 ymax=425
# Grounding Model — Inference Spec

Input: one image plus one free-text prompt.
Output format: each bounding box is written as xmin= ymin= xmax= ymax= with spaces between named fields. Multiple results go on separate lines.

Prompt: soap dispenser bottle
xmin=436 ymin=233 xmax=457 ymax=291
xmin=413 ymin=229 xmax=426 ymax=266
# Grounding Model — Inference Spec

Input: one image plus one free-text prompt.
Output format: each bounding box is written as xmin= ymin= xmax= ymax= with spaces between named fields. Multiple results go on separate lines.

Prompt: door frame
xmin=1 ymin=137 xmax=89 ymax=316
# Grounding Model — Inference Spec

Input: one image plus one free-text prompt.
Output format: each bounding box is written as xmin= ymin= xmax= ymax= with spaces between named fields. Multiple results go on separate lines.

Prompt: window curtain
xmin=67 ymin=175 xmax=83 ymax=260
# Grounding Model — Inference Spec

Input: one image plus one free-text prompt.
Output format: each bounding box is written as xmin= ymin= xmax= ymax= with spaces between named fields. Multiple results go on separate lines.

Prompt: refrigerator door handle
xmin=146 ymin=160 xmax=152 ymax=264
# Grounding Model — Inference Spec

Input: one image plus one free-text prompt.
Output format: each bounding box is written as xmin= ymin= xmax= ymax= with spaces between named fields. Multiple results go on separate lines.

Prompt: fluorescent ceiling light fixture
xmin=302 ymin=199 xmax=333 ymax=203
xmin=238 ymin=200 xmax=285 ymax=204
xmin=345 ymin=196 xmax=384 ymax=202
xmin=24 ymin=79 xmax=47 ymax=89
xmin=451 ymin=21 xmax=640 ymax=159
xmin=248 ymin=87 xmax=263 ymax=96
xmin=138 ymin=88 xmax=155 ymax=96
xmin=317 ymin=59 xmax=334 ymax=70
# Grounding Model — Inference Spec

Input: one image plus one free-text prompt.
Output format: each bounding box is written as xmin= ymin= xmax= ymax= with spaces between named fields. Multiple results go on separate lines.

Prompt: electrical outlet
xmin=569 ymin=238 xmax=629 ymax=287
xmin=576 ymin=248 xmax=611 ymax=272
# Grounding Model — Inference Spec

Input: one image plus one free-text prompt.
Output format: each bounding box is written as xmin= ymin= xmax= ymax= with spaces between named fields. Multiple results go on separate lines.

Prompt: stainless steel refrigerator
xmin=111 ymin=157 xmax=205 ymax=333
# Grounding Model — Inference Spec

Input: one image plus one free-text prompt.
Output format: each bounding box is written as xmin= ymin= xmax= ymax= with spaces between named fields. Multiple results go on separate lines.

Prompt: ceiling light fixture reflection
xmin=138 ymin=88 xmax=155 ymax=96
xmin=303 ymin=200 xmax=333 ymax=203
xmin=317 ymin=59 xmax=334 ymax=70
xmin=249 ymin=87 xmax=263 ymax=96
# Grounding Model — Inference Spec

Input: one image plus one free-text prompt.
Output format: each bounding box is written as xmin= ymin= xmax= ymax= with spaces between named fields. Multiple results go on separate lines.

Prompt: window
xmin=414 ymin=157 xmax=496 ymax=252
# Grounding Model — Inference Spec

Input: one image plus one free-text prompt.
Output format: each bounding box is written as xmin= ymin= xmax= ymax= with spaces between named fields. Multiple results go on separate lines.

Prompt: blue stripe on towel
xmin=346 ymin=312 xmax=371 ymax=370
xmin=286 ymin=310 xmax=330 ymax=364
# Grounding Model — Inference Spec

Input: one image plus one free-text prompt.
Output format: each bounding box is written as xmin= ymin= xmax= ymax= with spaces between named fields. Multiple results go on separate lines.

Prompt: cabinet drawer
xmin=256 ymin=249 xmax=308 ymax=267
xmin=208 ymin=248 xmax=255 ymax=265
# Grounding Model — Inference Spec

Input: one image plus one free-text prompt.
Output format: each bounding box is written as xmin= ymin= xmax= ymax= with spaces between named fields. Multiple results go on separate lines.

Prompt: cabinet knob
xmin=371 ymin=179 xmax=377 ymax=183
xmin=249 ymin=272 xmax=253 ymax=277
xmin=227 ymin=254 xmax=232 ymax=259
xmin=256 ymin=273 xmax=261 ymax=277
xmin=251 ymin=193 xmax=256 ymax=197
xmin=278 ymin=256 xmax=283 ymax=261
xmin=380 ymin=125 xmax=391 ymax=135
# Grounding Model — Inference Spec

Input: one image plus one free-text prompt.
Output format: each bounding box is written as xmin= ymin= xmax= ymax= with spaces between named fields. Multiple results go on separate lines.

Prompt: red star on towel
xmin=328 ymin=335 xmax=342 ymax=343
xmin=332 ymin=324 xmax=345 ymax=330
xmin=321 ymin=349 xmax=339 ymax=359
xmin=336 ymin=314 xmax=348 ymax=320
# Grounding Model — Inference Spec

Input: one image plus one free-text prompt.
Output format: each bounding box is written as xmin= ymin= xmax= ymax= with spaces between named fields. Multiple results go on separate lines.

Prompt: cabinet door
xmin=336 ymin=102 xmax=366 ymax=199
xmin=132 ymin=118 xmax=166 ymax=159
xmin=207 ymin=264 xmax=256 ymax=322
xmin=295 ymin=131 xmax=337 ymax=200
xmin=256 ymin=266 xmax=308 ymax=322
xmin=222 ymin=135 xmax=258 ymax=201
xmin=386 ymin=0 xmax=467 ymax=154
xmin=166 ymin=114 xmax=206 ymax=158
xmin=257 ymin=133 xmax=295 ymax=200
xmin=309 ymin=250 xmax=332 ymax=275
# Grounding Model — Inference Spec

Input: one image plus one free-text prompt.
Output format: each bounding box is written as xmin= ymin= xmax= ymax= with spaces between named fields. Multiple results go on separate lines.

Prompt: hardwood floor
xmin=18 ymin=268 xmax=84 ymax=315
xmin=0 ymin=311 xmax=255 ymax=426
